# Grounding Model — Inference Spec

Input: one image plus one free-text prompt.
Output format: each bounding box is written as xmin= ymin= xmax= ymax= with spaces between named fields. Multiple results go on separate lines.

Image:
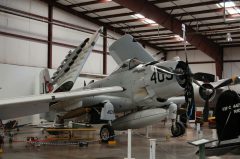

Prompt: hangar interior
xmin=0 ymin=0 xmax=240 ymax=159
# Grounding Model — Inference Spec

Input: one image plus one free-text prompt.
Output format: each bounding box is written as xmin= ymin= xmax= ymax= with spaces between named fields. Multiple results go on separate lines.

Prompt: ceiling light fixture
xmin=131 ymin=14 xmax=158 ymax=25
xmin=216 ymin=1 xmax=240 ymax=15
xmin=174 ymin=35 xmax=184 ymax=41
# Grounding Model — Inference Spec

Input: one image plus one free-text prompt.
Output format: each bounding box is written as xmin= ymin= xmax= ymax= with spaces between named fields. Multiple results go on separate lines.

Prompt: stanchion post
xmin=199 ymin=144 xmax=205 ymax=159
xmin=196 ymin=123 xmax=203 ymax=139
xmin=124 ymin=129 xmax=134 ymax=159
xmin=128 ymin=129 xmax=131 ymax=159
xmin=149 ymin=139 xmax=156 ymax=159
xmin=146 ymin=126 xmax=149 ymax=138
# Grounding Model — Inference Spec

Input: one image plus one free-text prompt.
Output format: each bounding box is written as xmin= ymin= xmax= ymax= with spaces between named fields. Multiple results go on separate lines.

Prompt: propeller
xmin=214 ymin=76 xmax=240 ymax=89
xmin=154 ymin=61 xmax=202 ymax=119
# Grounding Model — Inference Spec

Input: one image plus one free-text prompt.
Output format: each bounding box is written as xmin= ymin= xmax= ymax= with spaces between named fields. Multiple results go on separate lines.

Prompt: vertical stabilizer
xmin=39 ymin=68 xmax=53 ymax=94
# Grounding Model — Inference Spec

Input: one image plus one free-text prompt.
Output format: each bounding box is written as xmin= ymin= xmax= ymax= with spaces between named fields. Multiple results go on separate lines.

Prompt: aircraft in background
xmin=0 ymin=120 xmax=29 ymax=132
xmin=192 ymin=75 xmax=240 ymax=145
xmin=0 ymin=27 xmax=237 ymax=142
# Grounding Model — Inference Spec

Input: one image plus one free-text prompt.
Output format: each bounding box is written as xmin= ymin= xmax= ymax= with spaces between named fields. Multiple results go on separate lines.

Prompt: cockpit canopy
xmin=112 ymin=58 xmax=144 ymax=74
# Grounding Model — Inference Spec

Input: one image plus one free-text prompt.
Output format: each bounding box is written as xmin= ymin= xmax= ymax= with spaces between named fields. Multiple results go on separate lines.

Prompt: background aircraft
xmin=192 ymin=75 xmax=240 ymax=144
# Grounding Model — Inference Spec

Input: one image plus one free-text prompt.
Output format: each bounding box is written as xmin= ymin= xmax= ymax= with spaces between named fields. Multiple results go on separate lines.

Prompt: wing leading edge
xmin=0 ymin=86 xmax=123 ymax=120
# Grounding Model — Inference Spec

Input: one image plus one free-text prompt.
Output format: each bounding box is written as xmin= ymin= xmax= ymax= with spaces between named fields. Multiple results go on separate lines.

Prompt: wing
xmin=51 ymin=27 xmax=103 ymax=92
xmin=0 ymin=86 xmax=123 ymax=120
xmin=109 ymin=34 xmax=155 ymax=65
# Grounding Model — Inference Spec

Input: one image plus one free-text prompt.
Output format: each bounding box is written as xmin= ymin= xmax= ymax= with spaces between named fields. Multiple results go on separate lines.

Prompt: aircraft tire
xmin=100 ymin=125 xmax=115 ymax=143
xmin=171 ymin=122 xmax=185 ymax=137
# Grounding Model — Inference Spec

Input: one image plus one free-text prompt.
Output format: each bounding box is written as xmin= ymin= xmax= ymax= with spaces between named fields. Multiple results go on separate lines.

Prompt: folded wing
xmin=109 ymin=34 xmax=155 ymax=65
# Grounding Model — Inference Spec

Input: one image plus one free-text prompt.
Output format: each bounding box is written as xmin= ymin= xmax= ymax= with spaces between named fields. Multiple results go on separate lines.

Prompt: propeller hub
xmin=175 ymin=61 xmax=188 ymax=88
xmin=199 ymin=83 xmax=215 ymax=101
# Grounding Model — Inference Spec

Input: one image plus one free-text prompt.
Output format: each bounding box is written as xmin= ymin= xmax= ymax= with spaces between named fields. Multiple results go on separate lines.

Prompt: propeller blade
xmin=155 ymin=65 xmax=185 ymax=76
xmin=192 ymin=79 xmax=202 ymax=87
xmin=185 ymin=83 xmax=195 ymax=120
xmin=155 ymin=67 xmax=175 ymax=75
xmin=213 ymin=76 xmax=240 ymax=90
xmin=214 ymin=78 xmax=233 ymax=89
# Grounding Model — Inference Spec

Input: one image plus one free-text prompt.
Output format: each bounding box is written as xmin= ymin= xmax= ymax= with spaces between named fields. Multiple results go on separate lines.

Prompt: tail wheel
xmin=171 ymin=122 xmax=185 ymax=137
xmin=100 ymin=125 xmax=115 ymax=143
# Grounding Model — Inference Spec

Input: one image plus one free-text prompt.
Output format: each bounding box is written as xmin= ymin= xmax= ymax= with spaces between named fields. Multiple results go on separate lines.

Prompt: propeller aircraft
xmin=0 ymin=27 xmax=239 ymax=143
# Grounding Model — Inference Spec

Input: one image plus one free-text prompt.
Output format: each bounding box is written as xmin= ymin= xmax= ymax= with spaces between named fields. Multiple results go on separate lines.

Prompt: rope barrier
xmin=6 ymin=133 xmax=123 ymax=147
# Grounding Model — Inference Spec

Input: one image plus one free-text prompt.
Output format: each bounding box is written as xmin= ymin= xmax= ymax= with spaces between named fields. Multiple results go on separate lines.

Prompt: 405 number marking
xmin=151 ymin=70 xmax=173 ymax=83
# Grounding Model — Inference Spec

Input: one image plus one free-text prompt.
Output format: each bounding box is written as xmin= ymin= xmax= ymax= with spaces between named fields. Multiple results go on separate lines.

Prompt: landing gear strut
xmin=100 ymin=125 xmax=115 ymax=143
xmin=171 ymin=121 xmax=185 ymax=137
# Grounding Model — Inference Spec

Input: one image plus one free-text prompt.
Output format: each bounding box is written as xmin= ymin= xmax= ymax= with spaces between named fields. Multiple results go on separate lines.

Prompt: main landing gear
xmin=171 ymin=121 xmax=185 ymax=137
xmin=100 ymin=124 xmax=115 ymax=143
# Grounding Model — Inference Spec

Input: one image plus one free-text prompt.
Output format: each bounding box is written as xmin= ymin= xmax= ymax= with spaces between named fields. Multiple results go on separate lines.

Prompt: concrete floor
xmin=0 ymin=122 xmax=240 ymax=159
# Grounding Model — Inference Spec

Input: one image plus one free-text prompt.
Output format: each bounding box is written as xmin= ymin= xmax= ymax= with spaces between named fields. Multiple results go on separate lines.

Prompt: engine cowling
xmin=194 ymin=82 xmax=219 ymax=108
xmin=199 ymin=83 xmax=216 ymax=101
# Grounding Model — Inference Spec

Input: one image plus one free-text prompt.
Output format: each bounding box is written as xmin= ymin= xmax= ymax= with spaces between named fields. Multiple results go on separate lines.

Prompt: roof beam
xmin=68 ymin=0 xmax=100 ymax=8
xmin=117 ymin=24 xmax=161 ymax=29
xmin=115 ymin=15 xmax=238 ymax=30
xmin=68 ymin=0 xmax=179 ymax=8
xmin=182 ymin=14 xmax=239 ymax=23
xmin=113 ymin=0 xmax=223 ymax=78
xmin=166 ymin=48 xmax=197 ymax=51
xmin=153 ymin=41 xmax=183 ymax=45
xmin=127 ymin=28 xmax=169 ymax=34
xmin=145 ymin=31 xmax=240 ymax=42
xmin=133 ymin=33 xmax=174 ymax=38
xmin=95 ymin=12 xmax=135 ymax=19
xmin=108 ymin=18 xmax=145 ymax=24
xmin=163 ymin=0 xmax=219 ymax=10
xmin=172 ymin=6 xmax=240 ymax=17
xmin=164 ymin=45 xmax=195 ymax=49
xmin=163 ymin=0 xmax=239 ymax=10
xmin=153 ymin=0 xmax=178 ymax=4
xmin=132 ymin=26 xmax=239 ymax=39
xmin=82 ymin=6 xmax=124 ymax=14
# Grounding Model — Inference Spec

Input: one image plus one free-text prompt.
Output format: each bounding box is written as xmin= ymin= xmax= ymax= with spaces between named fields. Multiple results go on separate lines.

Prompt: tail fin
xmin=39 ymin=68 xmax=54 ymax=94
xmin=52 ymin=27 xmax=103 ymax=93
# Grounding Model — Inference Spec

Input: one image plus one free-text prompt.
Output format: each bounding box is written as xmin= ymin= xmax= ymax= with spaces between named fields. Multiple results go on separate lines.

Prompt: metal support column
xmin=103 ymin=27 xmax=107 ymax=75
xmin=47 ymin=2 xmax=53 ymax=68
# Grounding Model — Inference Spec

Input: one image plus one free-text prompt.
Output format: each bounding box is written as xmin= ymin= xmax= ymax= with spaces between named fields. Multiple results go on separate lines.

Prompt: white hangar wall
xmin=0 ymin=0 xmax=48 ymax=67
xmin=223 ymin=47 xmax=240 ymax=78
xmin=0 ymin=0 xmax=124 ymax=75
xmin=223 ymin=47 xmax=240 ymax=91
